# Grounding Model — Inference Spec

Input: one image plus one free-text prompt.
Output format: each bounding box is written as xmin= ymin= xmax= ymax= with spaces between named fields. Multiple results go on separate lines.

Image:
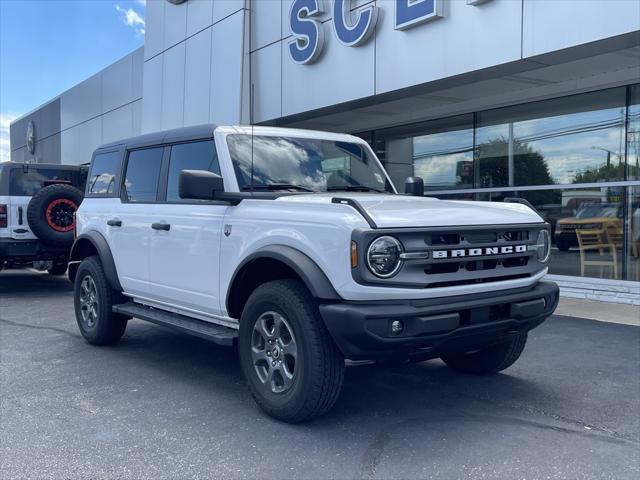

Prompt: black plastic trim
xmin=68 ymin=231 xmax=122 ymax=291
xmin=504 ymin=197 xmax=539 ymax=214
xmin=331 ymin=197 xmax=377 ymax=228
xmin=319 ymin=281 xmax=559 ymax=360
xmin=227 ymin=245 xmax=341 ymax=310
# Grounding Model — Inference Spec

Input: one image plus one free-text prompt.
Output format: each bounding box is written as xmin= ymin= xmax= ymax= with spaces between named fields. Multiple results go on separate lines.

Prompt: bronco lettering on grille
xmin=432 ymin=245 xmax=527 ymax=259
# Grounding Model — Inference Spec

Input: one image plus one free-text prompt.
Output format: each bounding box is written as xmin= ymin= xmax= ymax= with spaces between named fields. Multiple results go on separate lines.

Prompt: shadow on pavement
xmin=0 ymin=268 xmax=73 ymax=296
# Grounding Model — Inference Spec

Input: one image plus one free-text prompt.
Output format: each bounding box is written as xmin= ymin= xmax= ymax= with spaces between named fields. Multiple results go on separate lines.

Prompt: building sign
xmin=26 ymin=120 xmax=35 ymax=155
xmin=289 ymin=0 xmax=492 ymax=64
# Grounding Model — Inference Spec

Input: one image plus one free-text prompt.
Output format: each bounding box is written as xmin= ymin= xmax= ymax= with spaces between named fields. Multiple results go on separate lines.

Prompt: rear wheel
xmin=48 ymin=262 xmax=67 ymax=276
xmin=441 ymin=332 xmax=528 ymax=375
xmin=238 ymin=279 xmax=344 ymax=423
xmin=73 ymin=256 xmax=128 ymax=345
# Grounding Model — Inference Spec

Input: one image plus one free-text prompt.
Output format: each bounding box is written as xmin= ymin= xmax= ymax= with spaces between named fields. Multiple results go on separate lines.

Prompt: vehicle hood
xmin=276 ymin=193 xmax=543 ymax=228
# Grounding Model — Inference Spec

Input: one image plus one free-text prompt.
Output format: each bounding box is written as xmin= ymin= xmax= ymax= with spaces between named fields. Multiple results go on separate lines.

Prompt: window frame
xmin=85 ymin=147 xmax=125 ymax=199
xmin=159 ymin=138 xmax=223 ymax=204
xmin=117 ymin=137 xmax=227 ymax=206
xmin=120 ymin=145 xmax=166 ymax=204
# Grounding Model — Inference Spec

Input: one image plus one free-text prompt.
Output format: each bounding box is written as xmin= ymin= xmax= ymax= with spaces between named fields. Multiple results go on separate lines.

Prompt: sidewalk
xmin=554 ymin=297 xmax=639 ymax=326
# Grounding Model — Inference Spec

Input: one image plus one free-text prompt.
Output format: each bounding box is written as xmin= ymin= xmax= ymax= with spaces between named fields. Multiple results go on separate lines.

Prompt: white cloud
xmin=135 ymin=0 xmax=146 ymax=5
xmin=115 ymin=4 xmax=146 ymax=36
xmin=0 ymin=113 xmax=19 ymax=163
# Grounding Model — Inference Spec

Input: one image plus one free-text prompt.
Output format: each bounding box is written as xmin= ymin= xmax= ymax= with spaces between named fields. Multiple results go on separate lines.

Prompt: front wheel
xmin=73 ymin=256 xmax=128 ymax=345
xmin=441 ymin=332 xmax=528 ymax=375
xmin=238 ymin=279 xmax=344 ymax=423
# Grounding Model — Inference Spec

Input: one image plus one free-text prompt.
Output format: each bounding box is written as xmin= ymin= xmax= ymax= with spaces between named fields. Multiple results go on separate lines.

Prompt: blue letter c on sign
xmin=288 ymin=0 xmax=325 ymax=64
xmin=333 ymin=0 xmax=379 ymax=47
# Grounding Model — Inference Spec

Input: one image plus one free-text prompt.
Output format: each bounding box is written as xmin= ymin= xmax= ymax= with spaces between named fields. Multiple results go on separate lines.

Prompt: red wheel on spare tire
xmin=27 ymin=183 xmax=83 ymax=246
xmin=45 ymin=198 xmax=77 ymax=232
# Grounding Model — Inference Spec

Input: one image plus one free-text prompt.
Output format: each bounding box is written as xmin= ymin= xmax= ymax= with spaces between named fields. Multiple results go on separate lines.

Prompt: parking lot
xmin=1 ymin=269 xmax=638 ymax=479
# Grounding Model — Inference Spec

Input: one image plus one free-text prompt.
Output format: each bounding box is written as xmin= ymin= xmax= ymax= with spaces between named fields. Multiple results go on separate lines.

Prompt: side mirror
xmin=179 ymin=170 xmax=224 ymax=200
xmin=404 ymin=176 xmax=424 ymax=196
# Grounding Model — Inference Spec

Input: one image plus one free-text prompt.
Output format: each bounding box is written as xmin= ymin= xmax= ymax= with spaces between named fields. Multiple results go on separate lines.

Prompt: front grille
xmin=353 ymin=223 xmax=548 ymax=288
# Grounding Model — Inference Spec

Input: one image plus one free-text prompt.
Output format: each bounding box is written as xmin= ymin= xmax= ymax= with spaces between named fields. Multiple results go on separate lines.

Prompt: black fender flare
xmin=226 ymin=245 xmax=341 ymax=312
xmin=68 ymin=231 xmax=122 ymax=291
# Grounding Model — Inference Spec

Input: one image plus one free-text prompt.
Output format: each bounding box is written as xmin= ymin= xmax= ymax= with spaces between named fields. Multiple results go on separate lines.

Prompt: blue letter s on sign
xmin=288 ymin=0 xmax=325 ymax=65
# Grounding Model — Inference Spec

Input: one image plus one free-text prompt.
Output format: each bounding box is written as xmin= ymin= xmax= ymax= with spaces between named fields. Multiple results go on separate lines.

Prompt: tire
xmin=27 ymin=183 xmax=83 ymax=247
xmin=73 ymin=256 xmax=128 ymax=346
xmin=238 ymin=279 xmax=345 ymax=423
xmin=48 ymin=262 xmax=67 ymax=275
xmin=441 ymin=332 xmax=528 ymax=375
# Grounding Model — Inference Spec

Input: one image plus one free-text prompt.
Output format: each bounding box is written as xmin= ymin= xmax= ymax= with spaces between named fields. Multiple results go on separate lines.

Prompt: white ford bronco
xmin=0 ymin=162 xmax=86 ymax=275
xmin=69 ymin=124 xmax=558 ymax=422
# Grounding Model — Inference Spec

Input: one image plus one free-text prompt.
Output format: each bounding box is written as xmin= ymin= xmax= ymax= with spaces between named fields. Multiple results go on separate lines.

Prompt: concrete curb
xmin=554 ymin=298 xmax=640 ymax=326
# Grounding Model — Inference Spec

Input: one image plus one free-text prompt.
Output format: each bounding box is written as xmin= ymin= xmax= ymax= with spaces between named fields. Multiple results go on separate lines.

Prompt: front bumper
xmin=319 ymin=281 xmax=559 ymax=360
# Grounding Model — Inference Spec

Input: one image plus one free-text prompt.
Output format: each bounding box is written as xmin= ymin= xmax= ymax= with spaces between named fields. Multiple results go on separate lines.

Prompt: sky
xmin=0 ymin=0 xmax=146 ymax=162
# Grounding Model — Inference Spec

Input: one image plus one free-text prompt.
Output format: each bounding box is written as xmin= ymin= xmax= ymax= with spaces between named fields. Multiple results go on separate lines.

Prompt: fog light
xmin=391 ymin=320 xmax=404 ymax=335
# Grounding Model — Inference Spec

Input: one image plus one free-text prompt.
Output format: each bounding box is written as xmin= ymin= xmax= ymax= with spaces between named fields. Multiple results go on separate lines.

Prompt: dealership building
xmin=9 ymin=0 xmax=640 ymax=303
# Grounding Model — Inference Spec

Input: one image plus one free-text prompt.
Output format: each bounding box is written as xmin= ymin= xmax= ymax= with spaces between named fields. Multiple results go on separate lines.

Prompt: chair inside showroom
xmin=576 ymin=228 xmax=619 ymax=279
xmin=604 ymin=224 xmax=624 ymax=251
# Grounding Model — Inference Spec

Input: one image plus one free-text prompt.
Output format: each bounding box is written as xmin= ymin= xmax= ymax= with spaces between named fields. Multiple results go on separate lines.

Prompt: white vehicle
xmin=0 ymin=162 xmax=86 ymax=274
xmin=69 ymin=125 xmax=558 ymax=422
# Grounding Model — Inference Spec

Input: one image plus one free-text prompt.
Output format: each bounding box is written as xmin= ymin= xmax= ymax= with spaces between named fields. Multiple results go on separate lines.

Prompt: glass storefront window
xmin=626 ymin=186 xmax=640 ymax=282
xmin=371 ymin=115 xmax=473 ymax=191
xmin=628 ymin=85 xmax=640 ymax=181
xmin=508 ymin=187 xmax=627 ymax=280
xmin=412 ymin=116 xmax=474 ymax=191
xmin=476 ymin=88 xmax=627 ymax=188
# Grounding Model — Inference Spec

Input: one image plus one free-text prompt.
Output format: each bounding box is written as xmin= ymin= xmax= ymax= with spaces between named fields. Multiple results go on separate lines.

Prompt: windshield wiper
xmin=326 ymin=185 xmax=385 ymax=193
xmin=243 ymin=183 xmax=315 ymax=192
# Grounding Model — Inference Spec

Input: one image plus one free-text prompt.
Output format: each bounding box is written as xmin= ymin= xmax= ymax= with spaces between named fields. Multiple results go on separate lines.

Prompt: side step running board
xmin=113 ymin=302 xmax=238 ymax=346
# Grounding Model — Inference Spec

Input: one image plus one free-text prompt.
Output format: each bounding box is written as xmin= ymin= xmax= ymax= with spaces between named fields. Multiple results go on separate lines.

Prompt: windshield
xmin=226 ymin=134 xmax=394 ymax=193
xmin=575 ymin=204 xmax=619 ymax=219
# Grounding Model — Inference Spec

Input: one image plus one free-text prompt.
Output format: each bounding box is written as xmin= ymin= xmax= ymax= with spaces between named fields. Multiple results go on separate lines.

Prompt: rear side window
xmin=166 ymin=140 xmax=220 ymax=202
xmin=88 ymin=151 xmax=120 ymax=195
xmin=124 ymin=147 xmax=163 ymax=202
xmin=10 ymin=168 xmax=74 ymax=196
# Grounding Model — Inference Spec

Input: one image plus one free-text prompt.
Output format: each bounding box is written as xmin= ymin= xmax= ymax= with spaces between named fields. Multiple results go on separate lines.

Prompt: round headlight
xmin=366 ymin=236 xmax=403 ymax=278
xmin=536 ymin=230 xmax=551 ymax=263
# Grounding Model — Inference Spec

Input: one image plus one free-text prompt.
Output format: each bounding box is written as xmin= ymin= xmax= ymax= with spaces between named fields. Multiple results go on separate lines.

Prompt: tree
xmin=475 ymin=137 xmax=558 ymax=206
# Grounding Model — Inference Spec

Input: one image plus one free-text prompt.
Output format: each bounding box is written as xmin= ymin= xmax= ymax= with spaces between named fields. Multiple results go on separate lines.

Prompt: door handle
xmin=151 ymin=222 xmax=170 ymax=231
xmin=107 ymin=218 xmax=122 ymax=227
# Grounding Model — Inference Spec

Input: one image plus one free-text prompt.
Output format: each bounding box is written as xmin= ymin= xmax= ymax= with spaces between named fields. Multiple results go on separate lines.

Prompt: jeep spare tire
xmin=27 ymin=183 xmax=83 ymax=246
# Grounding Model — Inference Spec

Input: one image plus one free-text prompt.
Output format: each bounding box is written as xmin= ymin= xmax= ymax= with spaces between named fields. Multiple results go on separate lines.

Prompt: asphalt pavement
xmin=1 ymin=269 xmax=639 ymax=479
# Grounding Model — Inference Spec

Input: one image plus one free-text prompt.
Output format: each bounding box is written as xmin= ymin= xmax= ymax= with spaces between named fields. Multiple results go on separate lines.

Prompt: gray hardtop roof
xmin=0 ymin=161 xmax=86 ymax=171
xmin=96 ymin=124 xmax=218 ymax=152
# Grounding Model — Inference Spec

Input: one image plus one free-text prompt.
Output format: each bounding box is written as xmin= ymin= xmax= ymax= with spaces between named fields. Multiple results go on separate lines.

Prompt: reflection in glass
xmin=124 ymin=148 xmax=163 ymax=202
xmin=226 ymin=135 xmax=393 ymax=193
xmin=476 ymin=88 xmax=627 ymax=187
xmin=628 ymin=85 xmax=640 ymax=181
xmin=166 ymin=141 xmax=219 ymax=202
xmin=413 ymin=128 xmax=474 ymax=190
xmin=626 ymin=186 xmax=640 ymax=281
xmin=511 ymin=187 xmax=625 ymax=280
